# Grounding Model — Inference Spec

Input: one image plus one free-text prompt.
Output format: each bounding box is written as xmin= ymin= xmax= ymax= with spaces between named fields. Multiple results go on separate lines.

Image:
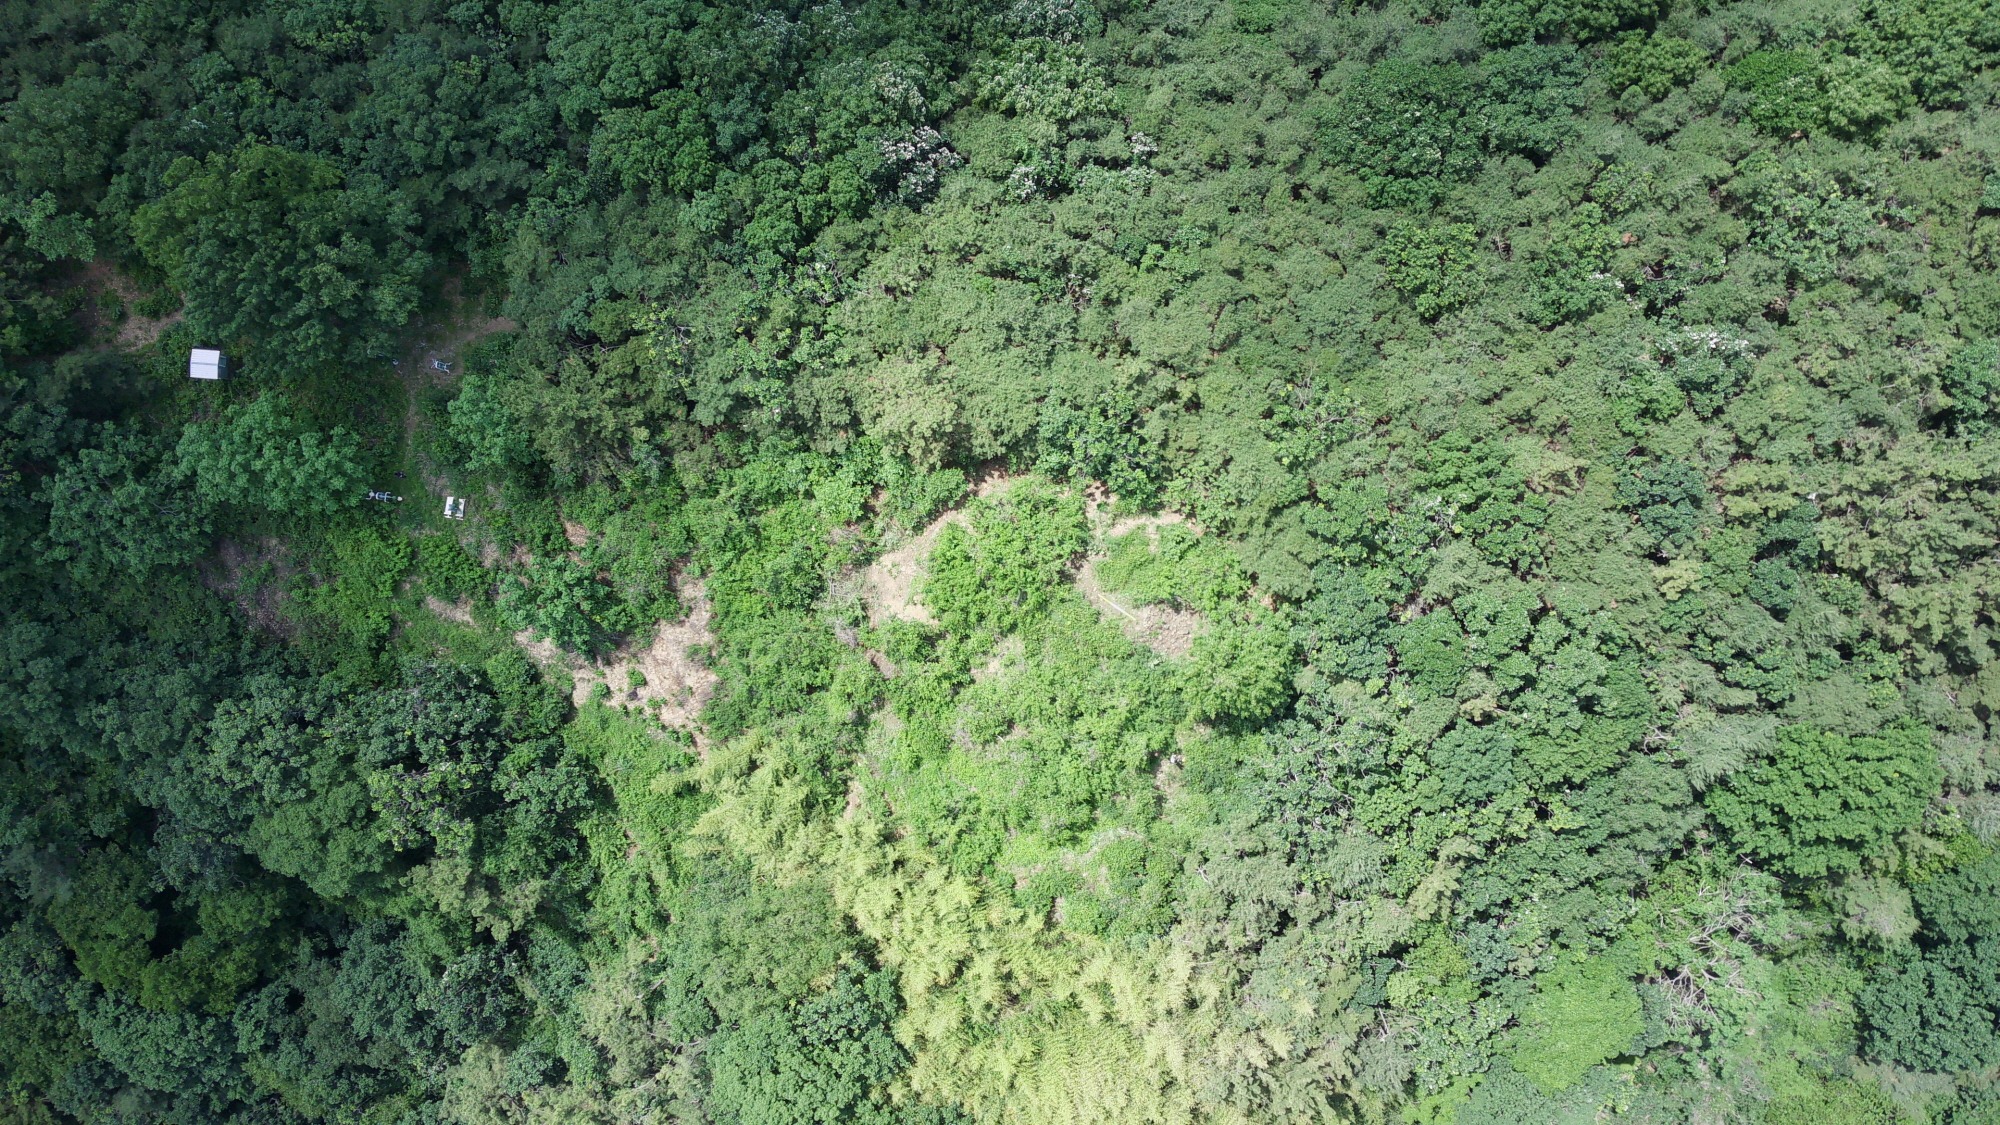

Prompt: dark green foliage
xmin=38 ymin=426 xmax=209 ymax=580
xmin=1413 ymin=430 xmax=1551 ymax=572
xmin=1911 ymin=851 xmax=2000 ymax=943
xmin=1527 ymin=204 xmax=1617 ymax=325
xmin=707 ymin=966 xmax=908 ymax=1125
xmin=1481 ymin=44 xmax=1590 ymax=158
xmin=3 ymin=0 xmax=1999 ymax=1119
xmin=1943 ymin=341 xmax=2000 ymax=436
xmin=445 ymin=367 xmax=538 ymax=477
xmin=1618 ymin=462 xmax=1709 ymax=551
xmin=1861 ymin=939 xmax=2000 ymax=1072
xmin=0 ymin=233 xmax=80 ymax=357
xmin=1036 ymin=393 xmax=1164 ymax=506
xmin=1708 ymin=723 xmax=1943 ymax=877
xmin=1323 ymin=61 xmax=1487 ymax=208
xmin=419 ymin=536 xmax=489 ymax=601
xmin=133 ymin=145 xmax=428 ymax=380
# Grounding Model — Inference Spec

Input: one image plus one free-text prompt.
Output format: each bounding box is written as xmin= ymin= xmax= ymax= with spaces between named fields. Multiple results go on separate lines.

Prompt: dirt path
xmin=393 ymin=277 xmax=516 ymax=498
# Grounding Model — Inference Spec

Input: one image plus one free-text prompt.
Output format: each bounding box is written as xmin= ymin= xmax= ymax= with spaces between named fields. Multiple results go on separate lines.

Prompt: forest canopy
xmin=3 ymin=0 xmax=2000 ymax=1122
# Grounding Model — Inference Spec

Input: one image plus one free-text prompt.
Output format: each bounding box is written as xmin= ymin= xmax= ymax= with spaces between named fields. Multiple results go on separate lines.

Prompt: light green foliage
xmin=1726 ymin=51 xmax=1831 ymax=136
xmin=1508 ymin=956 xmax=1642 ymax=1091
xmin=1180 ymin=615 xmax=1295 ymax=723
xmin=174 ymin=393 xmax=369 ymax=514
xmin=1740 ymin=157 xmax=1901 ymax=284
xmin=1382 ymin=222 xmax=1484 ymax=319
xmin=306 ymin=525 xmax=413 ymax=637
xmin=1839 ymin=0 xmax=1997 ymax=108
xmin=1708 ymin=723 xmax=1943 ymax=876
xmin=1830 ymin=874 xmax=1919 ymax=948
xmin=880 ymin=595 xmax=1180 ymax=878
xmin=974 ymin=36 xmax=1116 ymax=124
xmin=7 ymin=0 xmax=2000 ymax=1121
xmin=1096 ymin=524 xmax=1248 ymax=612
xmin=922 ymin=480 xmax=1086 ymax=634
xmin=1764 ymin=1079 xmax=1908 ymax=1125
xmin=133 ymin=143 xmax=427 ymax=380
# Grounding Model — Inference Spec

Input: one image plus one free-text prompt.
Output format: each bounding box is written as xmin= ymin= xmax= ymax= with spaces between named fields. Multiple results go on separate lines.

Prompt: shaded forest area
xmin=4 ymin=0 xmax=2000 ymax=1121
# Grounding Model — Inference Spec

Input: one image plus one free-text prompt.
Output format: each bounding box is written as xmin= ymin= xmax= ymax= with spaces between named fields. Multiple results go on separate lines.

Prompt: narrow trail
xmin=392 ymin=278 xmax=516 ymax=498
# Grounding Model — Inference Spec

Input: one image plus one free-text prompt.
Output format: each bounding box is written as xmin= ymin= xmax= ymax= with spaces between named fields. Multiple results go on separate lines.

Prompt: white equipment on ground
xmin=188 ymin=349 xmax=230 ymax=380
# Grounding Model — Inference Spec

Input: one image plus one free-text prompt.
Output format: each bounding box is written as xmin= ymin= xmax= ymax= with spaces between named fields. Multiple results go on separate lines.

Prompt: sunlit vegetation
xmin=3 ymin=0 xmax=2000 ymax=1122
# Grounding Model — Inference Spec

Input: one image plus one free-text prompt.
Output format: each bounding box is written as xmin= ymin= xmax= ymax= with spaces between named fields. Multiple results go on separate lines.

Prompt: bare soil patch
xmin=859 ymin=508 xmax=967 ymax=626
xmin=199 ymin=536 xmax=299 ymax=638
xmin=1075 ymin=510 xmax=1205 ymax=659
xmin=67 ymin=260 xmax=181 ymax=351
xmin=424 ymin=596 xmax=477 ymax=627
xmin=569 ymin=580 xmax=719 ymax=739
xmin=974 ymin=635 xmax=1024 ymax=681
xmin=513 ymin=630 xmax=576 ymax=676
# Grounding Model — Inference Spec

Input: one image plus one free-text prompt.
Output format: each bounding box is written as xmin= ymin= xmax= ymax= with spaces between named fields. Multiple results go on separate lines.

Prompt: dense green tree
xmin=133 ymin=144 xmax=427 ymax=380
xmin=1322 ymin=60 xmax=1487 ymax=208
xmin=39 ymin=427 xmax=209 ymax=580
xmin=2 ymin=0 xmax=1998 ymax=1121
xmin=174 ymin=393 xmax=369 ymax=514
xmin=1708 ymin=723 xmax=1943 ymax=877
xmin=707 ymin=966 xmax=910 ymax=1125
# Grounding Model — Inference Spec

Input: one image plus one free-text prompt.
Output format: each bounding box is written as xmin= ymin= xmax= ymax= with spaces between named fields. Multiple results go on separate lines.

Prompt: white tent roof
xmin=189 ymin=349 xmax=225 ymax=379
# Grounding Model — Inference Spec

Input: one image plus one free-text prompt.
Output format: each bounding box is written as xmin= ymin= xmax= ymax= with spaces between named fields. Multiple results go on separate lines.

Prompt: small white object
xmin=443 ymin=496 xmax=467 ymax=520
xmin=189 ymin=348 xmax=229 ymax=380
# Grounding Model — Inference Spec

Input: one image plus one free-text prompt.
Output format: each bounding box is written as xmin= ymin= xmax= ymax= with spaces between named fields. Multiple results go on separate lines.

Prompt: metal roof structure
xmin=189 ymin=349 xmax=229 ymax=380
